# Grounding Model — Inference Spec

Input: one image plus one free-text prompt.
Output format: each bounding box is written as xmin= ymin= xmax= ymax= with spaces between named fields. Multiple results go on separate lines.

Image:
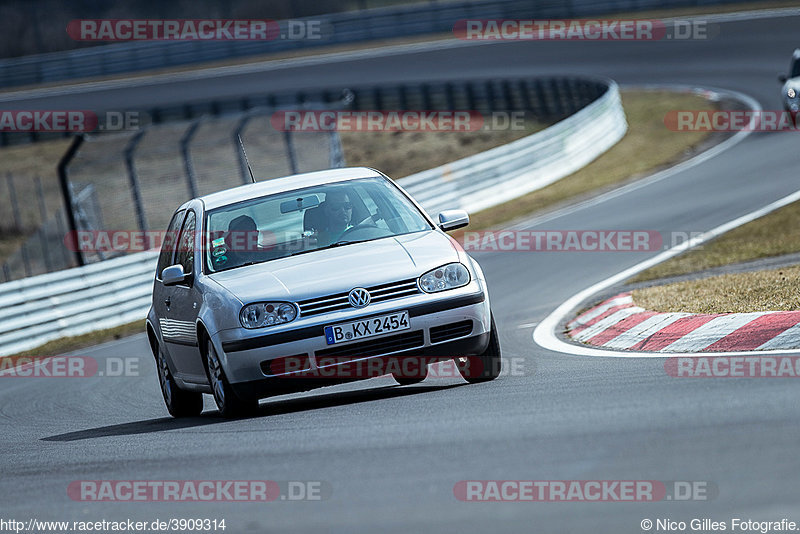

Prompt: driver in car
xmin=318 ymin=190 xmax=354 ymax=245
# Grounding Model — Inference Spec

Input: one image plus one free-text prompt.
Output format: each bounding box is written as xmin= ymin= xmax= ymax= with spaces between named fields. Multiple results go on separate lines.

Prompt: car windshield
xmin=204 ymin=176 xmax=432 ymax=273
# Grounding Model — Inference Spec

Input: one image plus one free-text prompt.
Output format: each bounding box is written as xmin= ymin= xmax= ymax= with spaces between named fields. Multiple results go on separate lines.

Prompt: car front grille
xmin=429 ymin=320 xmax=474 ymax=344
xmin=297 ymin=278 xmax=419 ymax=317
xmin=314 ymin=330 xmax=425 ymax=364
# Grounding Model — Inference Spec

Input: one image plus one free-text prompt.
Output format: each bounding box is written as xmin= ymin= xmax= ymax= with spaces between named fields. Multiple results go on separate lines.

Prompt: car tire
xmin=205 ymin=341 xmax=259 ymax=418
xmin=458 ymin=314 xmax=501 ymax=383
xmin=155 ymin=342 xmax=203 ymax=418
xmin=392 ymin=373 xmax=427 ymax=386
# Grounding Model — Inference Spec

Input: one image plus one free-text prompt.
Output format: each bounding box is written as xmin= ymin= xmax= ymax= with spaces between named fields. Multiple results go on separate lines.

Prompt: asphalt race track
xmin=2 ymin=11 xmax=800 ymax=534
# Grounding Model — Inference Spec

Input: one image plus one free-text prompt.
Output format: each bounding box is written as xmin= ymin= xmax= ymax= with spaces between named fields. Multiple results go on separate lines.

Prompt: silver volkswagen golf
xmin=147 ymin=167 xmax=500 ymax=417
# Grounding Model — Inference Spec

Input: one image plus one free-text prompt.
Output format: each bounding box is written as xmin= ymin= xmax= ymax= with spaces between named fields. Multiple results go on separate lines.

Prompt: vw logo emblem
xmin=348 ymin=288 xmax=371 ymax=308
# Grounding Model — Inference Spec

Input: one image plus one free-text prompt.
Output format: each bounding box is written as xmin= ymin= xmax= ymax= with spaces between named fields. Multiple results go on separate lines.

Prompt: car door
xmin=160 ymin=209 xmax=207 ymax=382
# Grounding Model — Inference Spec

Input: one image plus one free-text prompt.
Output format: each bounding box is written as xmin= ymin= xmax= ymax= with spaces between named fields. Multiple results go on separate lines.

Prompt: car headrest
xmin=304 ymin=204 xmax=326 ymax=232
xmin=228 ymin=215 xmax=257 ymax=233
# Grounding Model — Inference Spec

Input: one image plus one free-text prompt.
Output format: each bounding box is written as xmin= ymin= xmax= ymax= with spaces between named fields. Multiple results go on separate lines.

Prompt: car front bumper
xmin=210 ymin=287 xmax=491 ymax=399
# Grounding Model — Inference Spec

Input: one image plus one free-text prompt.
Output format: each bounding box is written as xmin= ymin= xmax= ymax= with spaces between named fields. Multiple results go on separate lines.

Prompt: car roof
xmin=195 ymin=167 xmax=385 ymax=211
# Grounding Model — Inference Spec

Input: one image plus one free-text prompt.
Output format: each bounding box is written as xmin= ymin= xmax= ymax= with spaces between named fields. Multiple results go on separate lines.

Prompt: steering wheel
xmin=339 ymin=220 xmax=380 ymax=239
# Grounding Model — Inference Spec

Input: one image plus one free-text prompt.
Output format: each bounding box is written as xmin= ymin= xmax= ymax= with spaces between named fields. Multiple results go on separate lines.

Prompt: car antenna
xmin=238 ymin=134 xmax=256 ymax=184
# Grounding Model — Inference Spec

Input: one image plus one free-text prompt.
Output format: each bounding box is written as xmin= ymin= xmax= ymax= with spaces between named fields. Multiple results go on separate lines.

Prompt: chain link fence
xmin=0 ymin=108 xmax=345 ymax=281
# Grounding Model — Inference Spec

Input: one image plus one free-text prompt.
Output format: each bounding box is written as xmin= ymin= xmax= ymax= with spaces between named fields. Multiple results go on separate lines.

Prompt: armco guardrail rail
xmin=0 ymin=251 xmax=158 ymax=356
xmin=400 ymin=80 xmax=626 ymax=215
xmin=0 ymin=79 xmax=625 ymax=357
xmin=0 ymin=0 xmax=774 ymax=89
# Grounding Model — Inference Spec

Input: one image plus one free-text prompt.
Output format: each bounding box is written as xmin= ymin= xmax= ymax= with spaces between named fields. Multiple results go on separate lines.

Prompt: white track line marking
xmin=568 ymin=295 xmax=632 ymax=328
xmin=659 ymin=312 xmax=765 ymax=352
xmin=757 ymin=322 xmax=800 ymax=351
xmin=533 ymin=186 xmax=800 ymax=358
xmin=509 ymin=86 xmax=763 ymax=231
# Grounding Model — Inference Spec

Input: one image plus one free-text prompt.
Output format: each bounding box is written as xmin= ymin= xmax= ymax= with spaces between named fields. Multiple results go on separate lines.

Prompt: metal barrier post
xmin=35 ymin=176 xmax=52 ymax=272
xmin=124 ymin=130 xmax=149 ymax=233
xmin=284 ymin=130 xmax=299 ymax=175
xmin=57 ymin=134 xmax=86 ymax=267
xmin=5 ymin=173 xmax=22 ymax=232
xmin=180 ymin=118 xmax=203 ymax=198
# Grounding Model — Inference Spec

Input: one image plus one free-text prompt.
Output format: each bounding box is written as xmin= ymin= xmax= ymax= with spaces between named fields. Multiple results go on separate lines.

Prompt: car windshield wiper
xmin=288 ymin=239 xmax=373 ymax=257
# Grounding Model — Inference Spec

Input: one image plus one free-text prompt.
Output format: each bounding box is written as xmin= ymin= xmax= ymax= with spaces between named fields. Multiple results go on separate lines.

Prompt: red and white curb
xmin=567 ymin=293 xmax=800 ymax=352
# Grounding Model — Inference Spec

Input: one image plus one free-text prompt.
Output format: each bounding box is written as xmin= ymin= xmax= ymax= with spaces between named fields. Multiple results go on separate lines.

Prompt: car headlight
xmin=789 ymin=87 xmax=797 ymax=99
xmin=418 ymin=263 xmax=471 ymax=293
xmin=240 ymin=302 xmax=297 ymax=329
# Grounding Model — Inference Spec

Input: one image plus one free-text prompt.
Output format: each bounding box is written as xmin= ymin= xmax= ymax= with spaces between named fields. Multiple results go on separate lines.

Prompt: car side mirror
xmin=438 ymin=210 xmax=470 ymax=231
xmin=779 ymin=74 xmax=788 ymax=83
xmin=162 ymin=264 xmax=187 ymax=286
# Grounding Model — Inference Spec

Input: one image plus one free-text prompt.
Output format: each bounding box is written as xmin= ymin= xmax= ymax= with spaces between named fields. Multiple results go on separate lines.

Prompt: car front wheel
xmin=205 ymin=341 xmax=259 ymax=418
xmin=155 ymin=342 xmax=203 ymax=418
xmin=457 ymin=315 xmax=501 ymax=383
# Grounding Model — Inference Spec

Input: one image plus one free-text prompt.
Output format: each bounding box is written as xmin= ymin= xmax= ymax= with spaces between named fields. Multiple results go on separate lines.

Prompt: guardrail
xmin=0 ymin=251 xmax=158 ymax=356
xmin=0 ymin=0 xmax=773 ymax=89
xmin=0 ymin=78 xmax=625 ymax=357
xmin=400 ymin=79 xmax=626 ymax=215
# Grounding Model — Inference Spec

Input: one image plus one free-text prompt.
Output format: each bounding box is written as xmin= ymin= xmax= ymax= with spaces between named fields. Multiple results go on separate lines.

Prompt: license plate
xmin=324 ymin=311 xmax=410 ymax=345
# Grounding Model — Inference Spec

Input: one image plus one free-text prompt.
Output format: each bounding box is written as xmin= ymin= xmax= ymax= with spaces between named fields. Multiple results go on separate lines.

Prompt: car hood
xmin=207 ymin=231 xmax=460 ymax=301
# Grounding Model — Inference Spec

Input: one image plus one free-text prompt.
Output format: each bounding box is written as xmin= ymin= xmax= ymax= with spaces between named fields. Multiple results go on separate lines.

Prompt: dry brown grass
xmin=632 ymin=199 xmax=800 ymax=282
xmin=455 ymin=90 xmax=716 ymax=234
xmin=632 ymin=265 xmax=800 ymax=313
xmin=341 ymin=121 xmax=547 ymax=179
xmin=0 ymin=319 xmax=145 ymax=360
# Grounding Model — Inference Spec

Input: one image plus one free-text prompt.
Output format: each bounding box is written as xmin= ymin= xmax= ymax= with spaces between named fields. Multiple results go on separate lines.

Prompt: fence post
xmin=124 ymin=129 xmax=149 ymax=233
xmin=35 ymin=176 xmax=53 ymax=272
xmin=180 ymin=118 xmax=202 ymax=198
xmin=6 ymin=173 xmax=22 ymax=232
xmin=329 ymin=131 xmax=346 ymax=169
xmin=283 ymin=130 xmax=299 ymax=175
xmin=57 ymin=134 xmax=86 ymax=267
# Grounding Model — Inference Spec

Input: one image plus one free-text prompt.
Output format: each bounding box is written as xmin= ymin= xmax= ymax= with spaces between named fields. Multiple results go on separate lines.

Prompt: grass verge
xmin=632 ymin=199 xmax=800 ymax=282
xmin=632 ymin=265 xmax=800 ymax=313
xmin=453 ymin=90 xmax=717 ymax=234
xmin=341 ymin=121 xmax=547 ymax=179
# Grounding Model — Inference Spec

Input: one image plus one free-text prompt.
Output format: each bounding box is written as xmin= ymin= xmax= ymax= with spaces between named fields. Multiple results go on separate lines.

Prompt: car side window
xmin=175 ymin=211 xmax=197 ymax=277
xmin=157 ymin=210 xmax=186 ymax=279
